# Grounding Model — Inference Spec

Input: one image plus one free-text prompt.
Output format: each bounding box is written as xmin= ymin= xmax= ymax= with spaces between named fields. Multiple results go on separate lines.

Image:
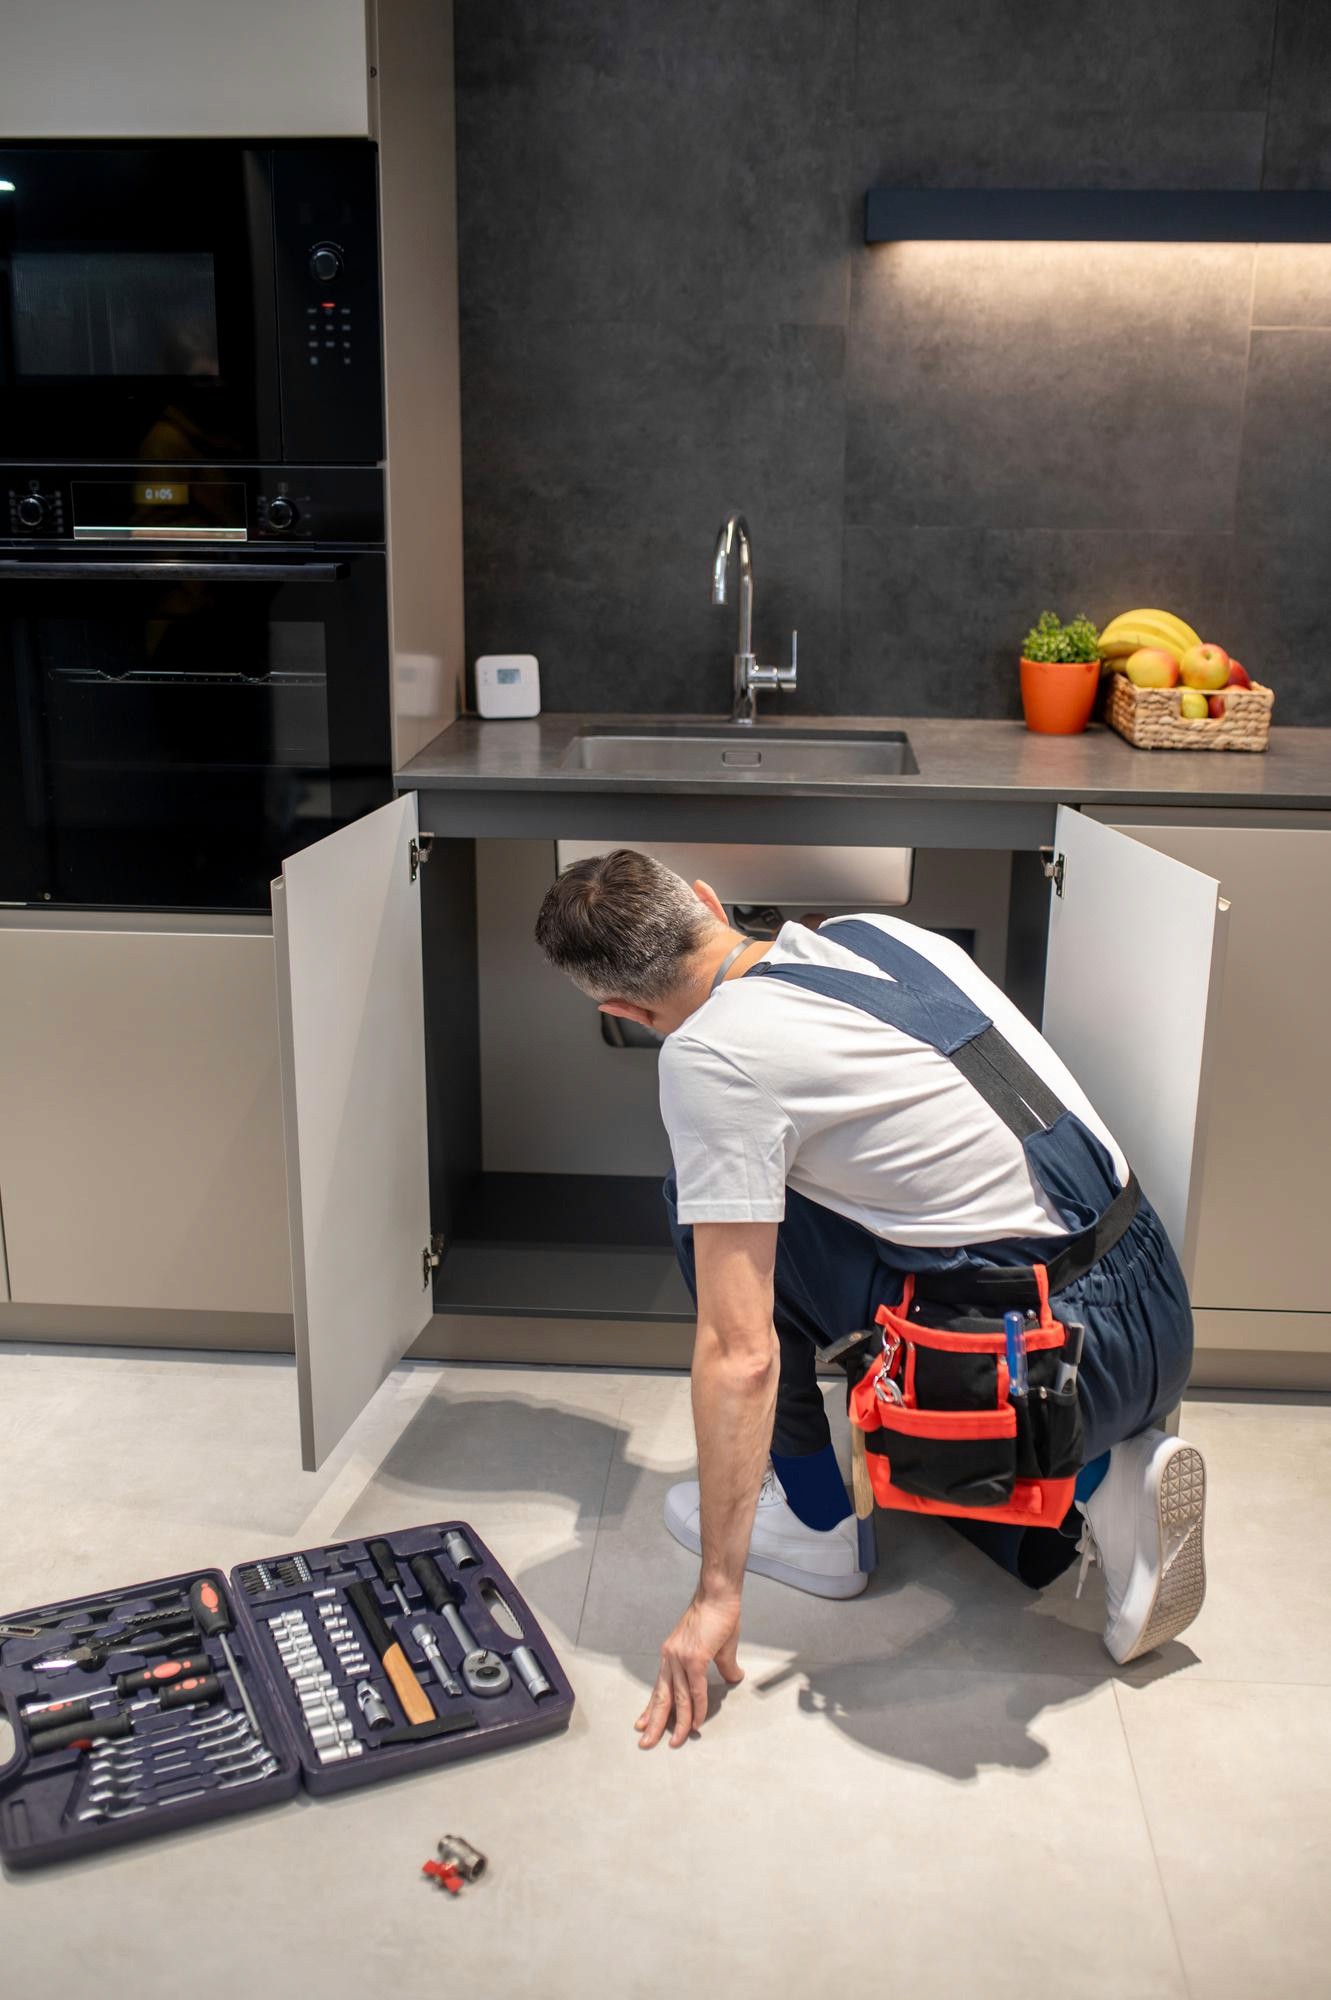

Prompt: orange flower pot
xmin=1019 ymin=656 xmax=1101 ymax=735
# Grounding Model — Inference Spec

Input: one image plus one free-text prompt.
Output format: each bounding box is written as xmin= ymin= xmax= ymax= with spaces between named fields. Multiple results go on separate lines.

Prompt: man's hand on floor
xmin=635 ymin=1591 xmax=744 ymax=1748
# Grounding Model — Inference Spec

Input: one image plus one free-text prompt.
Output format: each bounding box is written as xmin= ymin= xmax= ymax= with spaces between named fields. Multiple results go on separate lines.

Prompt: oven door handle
xmin=0 ymin=560 xmax=348 ymax=582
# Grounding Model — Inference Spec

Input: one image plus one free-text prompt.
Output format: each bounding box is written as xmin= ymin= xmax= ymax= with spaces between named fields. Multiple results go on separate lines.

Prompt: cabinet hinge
xmin=1039 ymin=846 xmax=1065 ymax=898
xmin=409 ymin=832 xmax=434 ymax=883
xmin=422 ymin=1232 xmax=444 ymax=1290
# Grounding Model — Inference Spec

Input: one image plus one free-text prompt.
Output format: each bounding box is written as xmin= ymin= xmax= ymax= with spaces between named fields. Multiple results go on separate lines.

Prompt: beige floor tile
xmin=2 ymin=1648 xmax=1184 ymax=2000
xmin=1153 ymin=1394 xmax=1331 ymax=1685
xmin=1 ymin=1351 xmax=1323 ymax=1997
xmin=1116 ymin=1677 xmax=1331 ymax=1999
xmin=0 ymin=1354 xmax=625 ymax=1650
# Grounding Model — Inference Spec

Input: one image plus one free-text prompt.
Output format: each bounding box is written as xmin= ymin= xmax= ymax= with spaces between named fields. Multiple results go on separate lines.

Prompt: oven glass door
xmin=0 ymin=554 xmax=391 ymax=910
xmin=0 ymin=146 xmax=273 ymax=463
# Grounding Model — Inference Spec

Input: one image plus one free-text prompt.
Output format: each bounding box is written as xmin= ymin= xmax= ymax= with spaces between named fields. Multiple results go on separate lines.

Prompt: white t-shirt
xmin=657 ymin=915 xmax=1128 ymax=1246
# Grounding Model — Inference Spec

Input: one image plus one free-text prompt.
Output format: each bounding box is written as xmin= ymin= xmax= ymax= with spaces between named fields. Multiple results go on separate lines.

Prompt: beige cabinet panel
xmin=0 ymin=1 xmax=370 ymax=137
xmin=0 ymin=923 xmax=291 ymax=1313
xmin=273 ymin=794 xmax=432 ymax=1470
xmin=1104 ymin=825 xmax=1331 ymax=1319
xmin=1042 ymin=808 xmax=1228 ymax=1279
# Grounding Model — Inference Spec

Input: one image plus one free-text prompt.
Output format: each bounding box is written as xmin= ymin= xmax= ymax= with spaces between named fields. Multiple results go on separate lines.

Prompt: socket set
xmin=0 ymin=1521 xmax=573 ymax=1869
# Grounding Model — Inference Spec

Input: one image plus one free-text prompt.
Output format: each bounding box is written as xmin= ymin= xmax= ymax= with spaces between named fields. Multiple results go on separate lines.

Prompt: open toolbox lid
xmin=0 ymin=1519 xmax=573 ymax=1871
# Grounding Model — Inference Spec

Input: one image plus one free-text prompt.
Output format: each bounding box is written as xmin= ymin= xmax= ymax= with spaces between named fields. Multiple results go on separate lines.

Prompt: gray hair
xmin=534 ymin=849 xmax=720 ymax=1002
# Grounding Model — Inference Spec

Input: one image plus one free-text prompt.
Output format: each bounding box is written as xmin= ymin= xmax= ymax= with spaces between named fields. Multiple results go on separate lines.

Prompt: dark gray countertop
xmin=397 ymin=712 xmax=1331 ymax=810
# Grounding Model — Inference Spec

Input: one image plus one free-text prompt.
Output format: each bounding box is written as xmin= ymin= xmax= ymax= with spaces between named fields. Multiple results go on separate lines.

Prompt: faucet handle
xmin=775 ymin=629 xmax=798 ymax=691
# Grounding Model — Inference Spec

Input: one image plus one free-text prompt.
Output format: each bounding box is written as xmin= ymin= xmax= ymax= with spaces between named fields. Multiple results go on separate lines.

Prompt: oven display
xmin=72 ymin=479 xmax=247 ymax=540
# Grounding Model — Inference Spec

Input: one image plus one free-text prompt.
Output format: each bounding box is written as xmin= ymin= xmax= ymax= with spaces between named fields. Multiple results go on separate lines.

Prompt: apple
xmin=1125 ymin=647 xmax=1180 ymax=688
xmin=1180 ymin=641 xmax=1230 ymax=691
xmin=1227 ymin=659 xmax=1252 ymax=688
xmin=1179 ymin=690 xmax=1209 ymax=719
xmin=1208 ymin=695 xmax=1227 ymax=719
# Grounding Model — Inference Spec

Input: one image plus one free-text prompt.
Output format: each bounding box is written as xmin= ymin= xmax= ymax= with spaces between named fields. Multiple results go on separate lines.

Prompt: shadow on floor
xmin=362 ymin=1379 xmax=1198 ymax=1782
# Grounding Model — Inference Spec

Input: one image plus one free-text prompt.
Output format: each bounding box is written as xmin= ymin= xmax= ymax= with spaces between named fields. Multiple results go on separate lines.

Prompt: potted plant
xmin=1019 ymin=610 xmax=1102 ymax=735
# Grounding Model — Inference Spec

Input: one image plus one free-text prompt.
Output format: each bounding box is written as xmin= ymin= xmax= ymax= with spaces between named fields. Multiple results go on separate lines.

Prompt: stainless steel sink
xmin=561 ymin=725 xmax=917 ymax=780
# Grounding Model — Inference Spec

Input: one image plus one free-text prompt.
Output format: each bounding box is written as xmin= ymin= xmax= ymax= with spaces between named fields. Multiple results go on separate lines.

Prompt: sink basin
xmin=561 ymin=724 xmax=917 ymax=780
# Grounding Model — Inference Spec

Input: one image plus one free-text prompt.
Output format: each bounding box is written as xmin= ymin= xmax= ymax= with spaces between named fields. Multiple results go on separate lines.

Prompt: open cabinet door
xmin=272 ymin=794 xmax=432 ymax=1469
xmin=1042 ymin=806 xmax=1229 ymax=1285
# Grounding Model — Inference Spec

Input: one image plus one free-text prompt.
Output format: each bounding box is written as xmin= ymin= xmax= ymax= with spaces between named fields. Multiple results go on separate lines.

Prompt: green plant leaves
xmin=1022 ymin=610 xmax=1099 ymax=662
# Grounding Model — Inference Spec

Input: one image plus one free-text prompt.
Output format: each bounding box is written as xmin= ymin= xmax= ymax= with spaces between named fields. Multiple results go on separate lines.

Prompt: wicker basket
xmin=1104 ymin=674 xmax=1274 ymax=752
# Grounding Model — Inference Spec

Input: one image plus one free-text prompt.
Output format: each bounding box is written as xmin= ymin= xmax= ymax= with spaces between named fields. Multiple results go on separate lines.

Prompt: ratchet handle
xmin=407 ymin=1554 xmax=455 ymax=1616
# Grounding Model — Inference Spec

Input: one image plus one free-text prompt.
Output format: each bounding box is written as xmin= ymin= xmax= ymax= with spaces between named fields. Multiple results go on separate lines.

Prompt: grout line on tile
xmin=1112 ymin=1678 xmax=1196 ymax=2000
xmin=572 ymin=1376 xmax=631 ymax=1649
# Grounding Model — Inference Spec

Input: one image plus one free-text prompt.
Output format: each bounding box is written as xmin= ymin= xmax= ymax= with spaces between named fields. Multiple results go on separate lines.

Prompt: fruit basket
xmin=1105 ymin=675 xmax=1274 ymax=752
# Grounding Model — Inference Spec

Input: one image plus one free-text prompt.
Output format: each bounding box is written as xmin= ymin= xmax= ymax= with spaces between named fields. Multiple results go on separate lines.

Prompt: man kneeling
xmin=534 ymin=851 xmax=1206 ymax=1749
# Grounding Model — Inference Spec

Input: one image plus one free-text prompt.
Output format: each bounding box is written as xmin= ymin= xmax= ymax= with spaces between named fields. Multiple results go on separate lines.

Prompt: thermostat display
xmin=476 ymin=653 xmax=540 ymax=719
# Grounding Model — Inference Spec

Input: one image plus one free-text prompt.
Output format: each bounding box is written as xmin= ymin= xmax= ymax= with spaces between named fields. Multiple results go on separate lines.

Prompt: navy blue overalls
xmin=665 ymin=919 xmax=1194 ymax=1578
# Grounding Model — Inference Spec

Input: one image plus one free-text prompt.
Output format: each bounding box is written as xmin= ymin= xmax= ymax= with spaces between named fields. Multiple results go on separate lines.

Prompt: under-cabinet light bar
xmin=864 ymin=188 xmax=1331 ymax=244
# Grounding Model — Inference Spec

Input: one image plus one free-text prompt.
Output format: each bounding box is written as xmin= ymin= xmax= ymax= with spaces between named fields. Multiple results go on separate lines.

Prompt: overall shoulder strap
xmin=749 ymin=919 xmax=1068 ymax=1143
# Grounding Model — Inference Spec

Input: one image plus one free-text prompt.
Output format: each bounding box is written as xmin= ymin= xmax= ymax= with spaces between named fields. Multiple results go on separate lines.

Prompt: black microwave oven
xmin=0 ymin=141 xmax=383 ymax=465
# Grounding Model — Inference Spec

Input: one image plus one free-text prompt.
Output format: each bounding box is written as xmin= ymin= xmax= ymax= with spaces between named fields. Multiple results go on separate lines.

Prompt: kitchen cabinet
xmin=273 ymin=800 xmax=1230 ymax=1469
xmin=0 ymin=916 xmax=291 ymax=1315
xmin=1086 ymin=814 xmax=1331 ymax=1376
xmin=0 ymin=0 xmax=373 ymax=138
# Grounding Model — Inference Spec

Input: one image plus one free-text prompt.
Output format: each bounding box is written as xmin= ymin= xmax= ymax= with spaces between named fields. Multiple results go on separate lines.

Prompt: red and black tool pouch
xmin=848 ymin=1268 xmax=1084 ymax=1528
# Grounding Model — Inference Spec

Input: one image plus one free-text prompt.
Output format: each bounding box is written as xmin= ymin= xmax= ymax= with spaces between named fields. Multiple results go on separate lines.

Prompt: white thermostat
xmin=475 ymin=654 xmax=540 ymax=719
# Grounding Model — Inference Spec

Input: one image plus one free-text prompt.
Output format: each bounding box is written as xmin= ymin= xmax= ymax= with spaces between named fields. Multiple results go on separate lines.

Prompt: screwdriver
xmin=27 ymin=1674 xmax=225 ymax=1739
xmin=188 ymin=1577 xmax=265 ymax=1745
xmin=22 ymin=1657 xmax=212 ymax=1726
xmin=115 ymin=1653 xmax=213 ymax=1698
xmin=31 ymin=1712 xmax=132 ymax=1755
xmin=366 ymin=1539 xmax=412 ymax=1616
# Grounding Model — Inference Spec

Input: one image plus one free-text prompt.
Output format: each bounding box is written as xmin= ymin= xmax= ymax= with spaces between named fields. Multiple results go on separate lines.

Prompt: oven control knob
xmin=16 ymin=494 xmax=45 ymax=529
xmin=308 ymin=244 xmax=342 ymax=283
xmin=266 ymin=496 xmax=296 ymax=531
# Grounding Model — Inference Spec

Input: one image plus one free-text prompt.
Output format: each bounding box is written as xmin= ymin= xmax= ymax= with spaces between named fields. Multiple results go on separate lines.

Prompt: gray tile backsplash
xmin=455 ymin=0 xmax=1331 ymax=723
xmin=842 ymin=529 xmax=1238 ymax=720
xmin=845 ymin=243 xmax=1252 ymax=534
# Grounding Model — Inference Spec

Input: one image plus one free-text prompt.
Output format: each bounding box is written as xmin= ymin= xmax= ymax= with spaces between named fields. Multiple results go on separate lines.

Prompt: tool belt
xmin=848 ymin=1266 xmax=1085 ymax=1527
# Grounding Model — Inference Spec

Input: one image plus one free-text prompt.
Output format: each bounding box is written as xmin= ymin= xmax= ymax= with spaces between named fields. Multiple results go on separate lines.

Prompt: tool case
xmin=0 ymin=1519 xmax=574 ymax=1870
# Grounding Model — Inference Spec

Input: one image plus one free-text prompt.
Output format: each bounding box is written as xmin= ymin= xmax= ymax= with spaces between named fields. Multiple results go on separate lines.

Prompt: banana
xmin=1098 ymin=608 xmax=1202 ymax=663
xmin=1099 ymin=611 xmax=1200 ymax=654
xmin=1102 ymin=606 xmax=1201 ymax=649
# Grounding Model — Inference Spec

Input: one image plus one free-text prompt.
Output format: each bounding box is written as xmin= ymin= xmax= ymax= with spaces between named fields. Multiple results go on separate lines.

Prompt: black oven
xmin=0 ymin=142 xmax=382 ymax=464
xmin=0 ymin=465 xmax=391 ymax=912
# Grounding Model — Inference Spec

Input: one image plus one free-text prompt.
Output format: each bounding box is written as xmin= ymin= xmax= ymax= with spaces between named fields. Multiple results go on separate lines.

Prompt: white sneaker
xmin=663 ymin=1464 xmax=868 ymax=1600
xmin=1075 ymin=1428 xmax=1207 ymax=1664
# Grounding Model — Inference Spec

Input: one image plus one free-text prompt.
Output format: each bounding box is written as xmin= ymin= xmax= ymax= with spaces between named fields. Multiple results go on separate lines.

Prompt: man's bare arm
xmin=635 ymin=1220 xmax=779 ymax=1748
xmin=692 ymin=1221 xmax=780 ymax=1600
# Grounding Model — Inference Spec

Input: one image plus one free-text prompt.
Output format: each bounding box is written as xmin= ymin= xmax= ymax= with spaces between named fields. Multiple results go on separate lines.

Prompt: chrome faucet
xmin=710 ymin=513 xmax=797 ymax=724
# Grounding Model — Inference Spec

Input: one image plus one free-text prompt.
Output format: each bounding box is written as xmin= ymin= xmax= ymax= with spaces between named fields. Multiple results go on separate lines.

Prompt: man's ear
xmin=692 ymin=877 xmax=728 ymax=926
xmin=598 ymin=999 xmax=659 ymax=1032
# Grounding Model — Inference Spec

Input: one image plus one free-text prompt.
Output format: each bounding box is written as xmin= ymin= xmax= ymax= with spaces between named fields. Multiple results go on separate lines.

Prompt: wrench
xmin=407 ymin=1556 xmax=511 ymax=1697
